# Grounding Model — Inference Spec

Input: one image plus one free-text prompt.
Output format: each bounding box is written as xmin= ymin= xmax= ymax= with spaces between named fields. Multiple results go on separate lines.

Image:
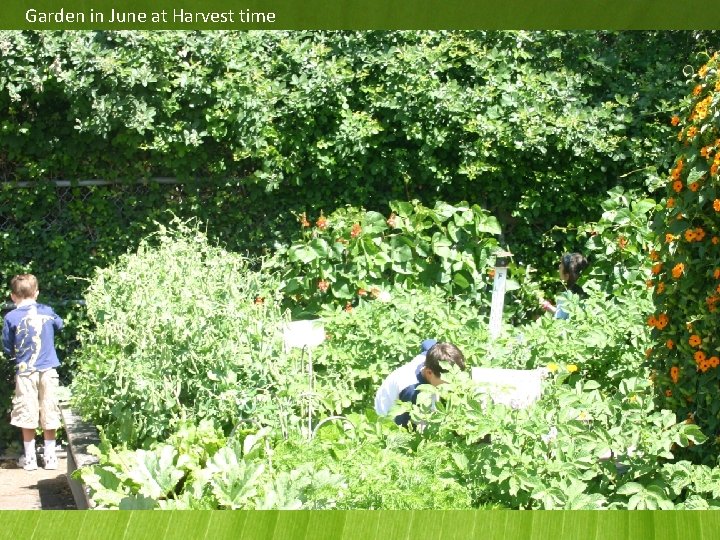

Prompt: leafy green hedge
xmin=1 ymin=30 xmax=716 ymax=305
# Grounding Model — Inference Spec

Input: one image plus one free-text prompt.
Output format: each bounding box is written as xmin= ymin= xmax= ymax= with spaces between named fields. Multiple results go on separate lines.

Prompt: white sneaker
xmin=43 ymin=454 xmax=58 ymax=470
xmin=18 ymin=455 xmax=38 ymax=471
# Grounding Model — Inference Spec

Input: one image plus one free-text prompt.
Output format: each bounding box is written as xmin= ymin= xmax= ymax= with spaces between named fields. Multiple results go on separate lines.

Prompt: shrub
xmin=69 ymin=220 xmax=291 ymax=446
xmin=649 ymin=51 xmax=720 ymax=460
xmin=270 ymin=200 xmax=501 ymax=317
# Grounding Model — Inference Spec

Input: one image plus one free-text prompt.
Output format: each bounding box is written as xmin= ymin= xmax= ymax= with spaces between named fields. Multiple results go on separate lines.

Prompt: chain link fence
xmin=0 ymin=177 xmax=186 ymax=306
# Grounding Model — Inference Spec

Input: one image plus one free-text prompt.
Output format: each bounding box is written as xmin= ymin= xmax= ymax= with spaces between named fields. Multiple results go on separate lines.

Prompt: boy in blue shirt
xmin=2 ymin=274 xmax=64 ymax=471
xmin=375 ymin=341 xmax=466 ymax=427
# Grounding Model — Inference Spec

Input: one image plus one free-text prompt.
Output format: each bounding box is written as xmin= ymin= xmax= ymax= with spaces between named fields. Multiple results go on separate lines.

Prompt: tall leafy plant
xmin=69 ymin=220 xmax=291 ymax=446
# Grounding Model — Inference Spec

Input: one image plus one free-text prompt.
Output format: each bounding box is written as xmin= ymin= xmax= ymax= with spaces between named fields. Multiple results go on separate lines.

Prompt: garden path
xmin=0 ymin=454 xmax=76 ymax=510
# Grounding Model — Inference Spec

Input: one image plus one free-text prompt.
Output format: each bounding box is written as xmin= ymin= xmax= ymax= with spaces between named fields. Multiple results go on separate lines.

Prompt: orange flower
xmin=693 ymin=84 xmax=703 ymax=96
xmin=299 ymin=213 xmax=310 ymax=228
xmin=710 ymin=356 xmax=720 ymax=368
xmin=649 ymin=250 xmax=659 ymax=261
xmin=694 ymin=350 xmax=707 ymax=363
xmin=689 ymin=181 xmax=700 ymax=192
xmin=657 ymin=313 xmax=669 ymax=329
xmin=666 ymin=339 xmax=674 ymax=349
xmin=618 ymin=236 xmax=628 ymax=249
xmin=715 ymin=268 xmax=720 ymax=279
xmin=666 ymin=389 xmax=673 ymax=397
xmin=488 ymin=268 xmax=496 ymax=279
xmin=701 ymin=146 xmax=711 ymax=158
xmin=684 ymin=229 xmax=697 ymax=242
xmin=712 ymin=163 xmax=720 ymax=176
xmin=647 ymin=315 xmax=658 ymax=328
xmin=656 ymin=282 xmax=666 ymax=294
xmin=670 ymin=366 xmax=680 ymax=384
xmin=714 ymin=199 xmax=720 ymax=212
xmin=695 ymin=228 xmax=706 ymax=241
xmin=667 ymin=198 xmax=676 ymax=208
xmin=646 ymin=279 xmax=655 ymax=288
xmin=357 ymin=288 xmax=367 ymax=296
xmin=316 ymin=213 xmax=328 ymax=230
xmin=713 ymin=236 xmax=720 ymax=245
xmin=350 ymin=223 xmax=362 ymax=238
xmin=673 ymin=180 xmax=683 ymax=193
xmin=687 ymin=126 xmax=698 ymax=139
xmin=665 ymin=233 xmax=675 ymax=244
xmin=689 ymin=334 xmax=702 ymax=347
xmin=672 ymin=263 xmax=685 ymax=279
xmin=671 ymin=115 xmax=680 ymax=126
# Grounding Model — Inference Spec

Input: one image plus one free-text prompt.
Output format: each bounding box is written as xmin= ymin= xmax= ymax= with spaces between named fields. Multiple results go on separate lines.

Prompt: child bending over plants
xmin=540 ymin=252 xmax=589 ymax=320
xmin=375 ymin=341 xmax=466 ymax=427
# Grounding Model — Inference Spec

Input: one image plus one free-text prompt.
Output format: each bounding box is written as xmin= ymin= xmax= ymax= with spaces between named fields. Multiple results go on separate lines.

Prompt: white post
xmin=489 ymin=250 xmax=512 ymax=339
xmin=282 ymin=320 xmax=325 ymax=438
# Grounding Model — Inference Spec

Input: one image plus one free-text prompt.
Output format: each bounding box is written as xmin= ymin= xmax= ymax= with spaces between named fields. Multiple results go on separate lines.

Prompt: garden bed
xmin=59 ymin=403 xmax=100 ymax=510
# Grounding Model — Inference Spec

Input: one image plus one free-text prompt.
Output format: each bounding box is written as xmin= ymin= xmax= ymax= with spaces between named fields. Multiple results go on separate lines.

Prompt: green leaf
xmin=391 ymin=244 xmax=414 ymax=264
xmin=288 ymin=245 xmax=317 ymax=264
xmin=452 ymin=272 xmax=471 ymax=289
xmin=125 ymin=445 xmax=185 ymax=500
xmin=208 ymin=447 xmax=266 ymax=509
xmin=362 ymin=211 xmax=388 ymax=234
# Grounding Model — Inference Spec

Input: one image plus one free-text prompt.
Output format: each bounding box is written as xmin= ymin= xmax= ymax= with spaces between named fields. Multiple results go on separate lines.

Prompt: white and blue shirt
xmin=3 ymin=301 xmax=63 ymax=374
xmin=374 ymin=339 xmax=437 ymax=425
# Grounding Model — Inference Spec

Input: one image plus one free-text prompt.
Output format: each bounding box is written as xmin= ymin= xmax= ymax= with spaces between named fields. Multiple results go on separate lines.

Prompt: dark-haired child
xmin=540 ymin=252 xmax=589 ymax=319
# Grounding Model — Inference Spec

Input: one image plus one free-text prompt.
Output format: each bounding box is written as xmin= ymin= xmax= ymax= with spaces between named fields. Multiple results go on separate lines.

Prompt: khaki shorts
xmin=10 ymin=369 xmax=62 ymax=430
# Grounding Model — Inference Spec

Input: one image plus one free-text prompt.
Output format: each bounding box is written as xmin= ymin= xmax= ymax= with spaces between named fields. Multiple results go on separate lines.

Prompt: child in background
xmin=540 ymin=252 xmax=589 ymax=320
xmin=2 ymin=274 xmax=64 ymax=471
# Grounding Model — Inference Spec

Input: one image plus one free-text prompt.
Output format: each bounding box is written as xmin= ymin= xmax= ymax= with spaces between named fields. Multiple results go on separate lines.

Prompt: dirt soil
xmin=0 ymin=453 xmax=77 ymax=510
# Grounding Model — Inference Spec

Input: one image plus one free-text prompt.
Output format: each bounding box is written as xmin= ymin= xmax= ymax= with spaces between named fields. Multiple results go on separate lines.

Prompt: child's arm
xmin=52 ymin=310 xmax=64 ymax=331
xmin=540 ymin=299 xmax=557 ymax=315
xmin=2 ymin=318 xmax=13 ymax=357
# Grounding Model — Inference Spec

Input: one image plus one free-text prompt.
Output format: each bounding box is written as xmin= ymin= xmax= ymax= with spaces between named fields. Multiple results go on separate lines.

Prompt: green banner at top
xmin=1 ymin=0 xmax=720 ymax=30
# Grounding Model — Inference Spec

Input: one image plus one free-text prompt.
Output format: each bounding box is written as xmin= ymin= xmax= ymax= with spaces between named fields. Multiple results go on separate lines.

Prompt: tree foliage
xmin=1 ymin=30 xmax=718 ymax=305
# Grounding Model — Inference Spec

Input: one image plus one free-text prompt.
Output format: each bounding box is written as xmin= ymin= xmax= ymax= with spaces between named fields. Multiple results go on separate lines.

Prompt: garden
xmin=2 ymin=30 xmax=720 ymax=510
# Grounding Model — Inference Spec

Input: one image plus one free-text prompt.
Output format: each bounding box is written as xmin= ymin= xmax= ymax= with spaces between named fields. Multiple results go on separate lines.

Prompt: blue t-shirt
xmin=2 ymin=302 xmax=63 ymax=374
xmin=554 ymin=287 xmax=586 ymax=320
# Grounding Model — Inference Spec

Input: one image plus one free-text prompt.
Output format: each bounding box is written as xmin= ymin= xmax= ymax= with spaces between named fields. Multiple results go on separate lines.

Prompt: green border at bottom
xmin=1 ymin=510 xmax=719 ymax=540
